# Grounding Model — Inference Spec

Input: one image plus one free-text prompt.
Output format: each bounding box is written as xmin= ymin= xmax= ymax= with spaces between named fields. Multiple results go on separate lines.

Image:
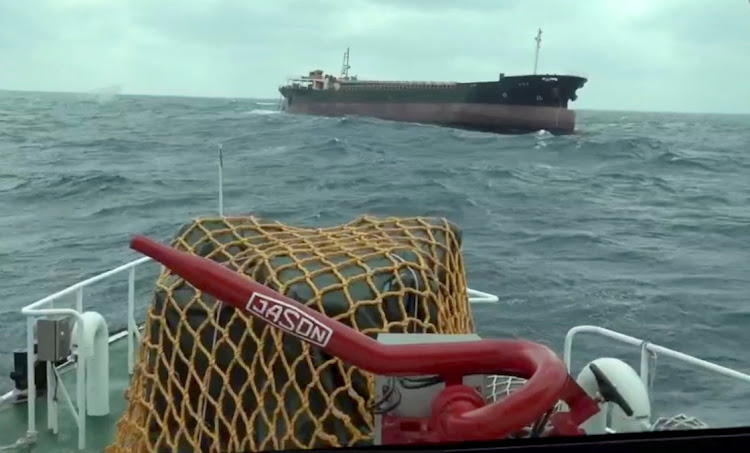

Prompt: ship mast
xmin=533 ymin=28 xmax=542 ymax=75
xmin=340 ymin=47 xmax=351 ymax=79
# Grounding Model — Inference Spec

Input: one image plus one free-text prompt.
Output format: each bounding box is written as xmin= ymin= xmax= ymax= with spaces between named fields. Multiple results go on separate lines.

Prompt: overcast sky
xmin=1 ymin=0 xmax=748 ymax=113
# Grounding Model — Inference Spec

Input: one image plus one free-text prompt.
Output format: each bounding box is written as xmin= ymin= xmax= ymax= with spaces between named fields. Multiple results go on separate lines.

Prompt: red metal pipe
xmin=130 ymin=235 xmax=598 ymax=442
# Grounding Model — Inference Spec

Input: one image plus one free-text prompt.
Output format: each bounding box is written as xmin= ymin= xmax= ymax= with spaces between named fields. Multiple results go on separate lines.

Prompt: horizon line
xmin=1 ymin=88 xmax=747 ymax=117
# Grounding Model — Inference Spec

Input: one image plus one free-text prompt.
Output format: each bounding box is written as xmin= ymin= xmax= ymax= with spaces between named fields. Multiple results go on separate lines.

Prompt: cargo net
xmin=108 ymin=215 xmax=475 ymax=452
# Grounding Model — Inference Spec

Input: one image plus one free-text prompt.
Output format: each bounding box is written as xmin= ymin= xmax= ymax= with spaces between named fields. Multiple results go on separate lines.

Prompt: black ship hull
xmin=283 ymin=101 xmax=576 ymax=134
xmin=278 ymin=75 xmax=587 ymax=134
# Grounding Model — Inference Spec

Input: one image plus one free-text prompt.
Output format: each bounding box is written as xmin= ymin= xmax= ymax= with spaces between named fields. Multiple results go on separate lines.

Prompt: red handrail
xmin=131 ymin=235 xmax=599 ymax=443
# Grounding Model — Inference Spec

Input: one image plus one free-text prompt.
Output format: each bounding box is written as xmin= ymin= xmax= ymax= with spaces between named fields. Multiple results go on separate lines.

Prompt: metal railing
xmin=564 ymin=325 xmax=750 ymax=391
xmin=16 ymin=256 xmax=150 ymax=450
xmin=467 ymin=288 xmax=498 ymax=304
xmin=7 ymin=251 xmax=495 ymax=450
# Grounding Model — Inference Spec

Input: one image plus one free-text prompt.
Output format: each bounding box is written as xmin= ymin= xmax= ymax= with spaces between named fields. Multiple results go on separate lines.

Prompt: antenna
xmin=533 ymin=28 xmax=542 ymax=75
xmin=217 ymin=144 xmax=224 ymax=216
xmin=340 ymin=47 xmax=351 ymax=78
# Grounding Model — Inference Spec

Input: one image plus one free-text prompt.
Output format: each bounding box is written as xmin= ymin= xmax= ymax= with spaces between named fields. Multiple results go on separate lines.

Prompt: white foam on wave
xmin=246 ymin=109 xmax=280 ymax=115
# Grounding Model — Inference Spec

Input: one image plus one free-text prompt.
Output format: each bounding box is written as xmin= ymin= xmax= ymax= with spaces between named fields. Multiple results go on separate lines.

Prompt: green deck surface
xmin=0 ymin=337 xmax=134 ymax=452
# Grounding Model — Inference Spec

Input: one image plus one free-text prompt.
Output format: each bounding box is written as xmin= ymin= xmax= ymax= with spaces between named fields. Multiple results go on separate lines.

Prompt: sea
xmin=0 ymin=90 xmax=749 ymax=428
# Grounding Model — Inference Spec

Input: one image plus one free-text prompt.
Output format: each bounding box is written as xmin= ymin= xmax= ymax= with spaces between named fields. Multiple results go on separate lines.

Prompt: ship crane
xmin=340 ymin=47 xmax=351 ymax=79
xmin=533 ymin=28 xmax=542 ymax=75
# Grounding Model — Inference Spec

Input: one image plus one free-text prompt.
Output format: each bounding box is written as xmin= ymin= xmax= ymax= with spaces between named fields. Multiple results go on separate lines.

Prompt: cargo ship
xmin=278 ymin=29 xmax=587 ymax=134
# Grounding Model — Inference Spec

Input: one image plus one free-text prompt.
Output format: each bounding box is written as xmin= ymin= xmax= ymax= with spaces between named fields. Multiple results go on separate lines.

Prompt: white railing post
xmin=46 ymin=361 xmax=58 ymax=433
xmin=75 ymin=285 xmax=86 ymax=448
xmin=76 ymin=355 xmax=86 ymax=450
xmin=75 ymin=287 xmax=83 ymax=313
xmin=127 ymin=267 xmax=135 ymax=375
xmin=26 ymin=316 xmax=36 ymax=438
xmin=563 ymin=327 xmax=575 ymax=371
xmin=639 ymin=341 xmax=651 ymax=388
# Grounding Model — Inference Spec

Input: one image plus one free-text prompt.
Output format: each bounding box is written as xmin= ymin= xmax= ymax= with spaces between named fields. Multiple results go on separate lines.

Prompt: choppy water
xmin=1 ymin=90 xmax=749 ymax=427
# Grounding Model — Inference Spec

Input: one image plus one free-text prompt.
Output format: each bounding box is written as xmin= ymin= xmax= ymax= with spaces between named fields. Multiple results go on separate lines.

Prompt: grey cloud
xmin=634 ymin=1 xmax=750 ymax=46
xmin=0 ymin=0 xmax=747 ymax=113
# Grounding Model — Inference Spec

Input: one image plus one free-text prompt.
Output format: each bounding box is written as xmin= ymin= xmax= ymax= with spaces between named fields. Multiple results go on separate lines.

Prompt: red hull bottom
xmin=284 ymin=101 xmax=577 ymax=134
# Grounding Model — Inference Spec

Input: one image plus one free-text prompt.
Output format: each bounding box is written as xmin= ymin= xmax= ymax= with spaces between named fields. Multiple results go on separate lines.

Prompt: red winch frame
xmin=130 ymin=235 xmax=600 ymax=445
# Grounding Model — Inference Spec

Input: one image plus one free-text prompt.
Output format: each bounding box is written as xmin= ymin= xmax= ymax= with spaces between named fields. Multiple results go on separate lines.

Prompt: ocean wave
xmin=8 ymin=171 xmax=136 ymax=202
xmin=1 ymin=92 xmax=749 ymax=426
xmin=245 ymin=108 xmax=279 ymax=115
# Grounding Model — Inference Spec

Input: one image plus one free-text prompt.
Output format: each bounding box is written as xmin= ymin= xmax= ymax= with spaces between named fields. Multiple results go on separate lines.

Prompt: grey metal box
xmin=373 ymin=333 xmax=486 ymax=445
xmin=37 ymin=316 xmax=73 ymax=362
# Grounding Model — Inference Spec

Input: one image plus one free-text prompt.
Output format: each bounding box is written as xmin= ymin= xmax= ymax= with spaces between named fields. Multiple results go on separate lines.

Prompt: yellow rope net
xmin=108 ymin=215 xmax=475 ymax=452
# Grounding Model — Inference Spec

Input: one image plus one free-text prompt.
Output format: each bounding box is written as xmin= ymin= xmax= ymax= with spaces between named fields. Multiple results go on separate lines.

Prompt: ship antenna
xmin=217 ymin=144 xmax=224 ymax=216
xmin=533 ymin=28 xmax=542 ymax=75
xmin=340 ymin=47 xmax=351 ymax=78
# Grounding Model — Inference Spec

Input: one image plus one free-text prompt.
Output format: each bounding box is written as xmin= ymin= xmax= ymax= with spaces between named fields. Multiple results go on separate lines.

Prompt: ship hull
xmin=284 ymin=100 xmax=575 ymax=134
xmin=279 ymin=75 xmax=586 ymax=134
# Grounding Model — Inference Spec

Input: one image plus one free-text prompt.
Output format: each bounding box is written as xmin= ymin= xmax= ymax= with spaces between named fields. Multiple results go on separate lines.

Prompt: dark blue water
xmin=1 ymin=90 xmax=749 ymax=427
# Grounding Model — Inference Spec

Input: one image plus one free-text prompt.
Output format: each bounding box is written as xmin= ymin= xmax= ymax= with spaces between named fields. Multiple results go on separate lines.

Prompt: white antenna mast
xmin=217 ymin=144 xmax=224 ymax=216
xmin=533 ymin=28 xmax=542 ymax=75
